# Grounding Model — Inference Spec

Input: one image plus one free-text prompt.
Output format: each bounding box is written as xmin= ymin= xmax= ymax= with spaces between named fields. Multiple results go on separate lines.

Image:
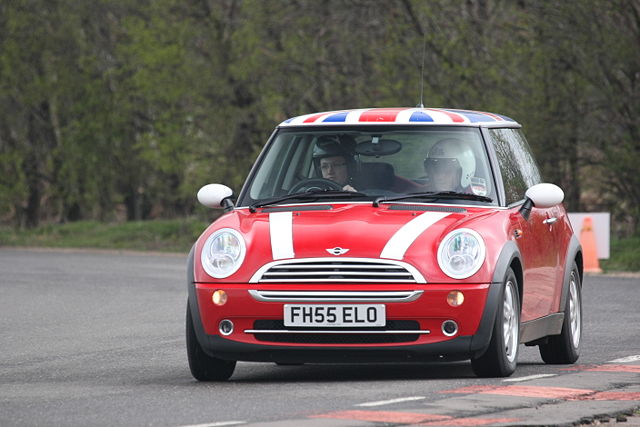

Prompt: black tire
xmin=186 ymin=303 xmax=236 ymax=381
xmin=539 ymin=262 xmax=582 ymax=364
xmin=471 ymin=268 xmax=520 ymax=377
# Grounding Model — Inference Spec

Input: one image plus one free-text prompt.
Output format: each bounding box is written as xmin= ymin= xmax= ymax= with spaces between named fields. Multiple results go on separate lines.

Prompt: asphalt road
xmin=1 ymin=248 xmax=638 ymax=427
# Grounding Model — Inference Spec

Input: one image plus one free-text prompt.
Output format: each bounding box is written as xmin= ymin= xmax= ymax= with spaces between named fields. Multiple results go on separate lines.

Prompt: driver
xmin=313 ymin=136 xmax=357 ymax=192
xmin=423 ymin=138 xmax=475 ymax=193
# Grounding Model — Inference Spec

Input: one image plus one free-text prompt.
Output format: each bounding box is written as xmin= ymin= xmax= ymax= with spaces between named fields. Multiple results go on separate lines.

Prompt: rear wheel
xmin=186 ymin=303 xmax=236 ymax=381
xmin=539 ymin=263 xmax=582 ymax=364
xmin=471 ymin=268 xmax=520 ymax=377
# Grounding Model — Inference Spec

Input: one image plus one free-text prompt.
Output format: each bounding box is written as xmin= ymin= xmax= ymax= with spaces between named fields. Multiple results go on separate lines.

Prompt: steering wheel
xmin=289 ymin=178 xmax=343 ymax=193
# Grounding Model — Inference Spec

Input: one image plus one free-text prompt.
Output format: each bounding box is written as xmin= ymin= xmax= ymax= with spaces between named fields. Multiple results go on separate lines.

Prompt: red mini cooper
xmin=186 ymin=107 xmax=583 ymax=380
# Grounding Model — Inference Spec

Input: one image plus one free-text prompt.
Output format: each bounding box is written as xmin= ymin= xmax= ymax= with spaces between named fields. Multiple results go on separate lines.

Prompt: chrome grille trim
xmin=273 ymin=264 xmax=406 ymax=270
xmin=249 ymin=257 xmax=426 ymax=284
xmin=244 ymin=329 xmax=431 ymax=335
xmin=259 ymin=278 xmax=416 ymax=283
xmin=264 ymin=271 xmax=410 ymax=276
xmin=248 ymin=290 xmax=424 ymax=302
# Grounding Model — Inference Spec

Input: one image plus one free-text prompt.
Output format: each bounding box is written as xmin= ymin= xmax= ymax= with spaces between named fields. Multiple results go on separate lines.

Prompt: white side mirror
xmin=525 ymin=183 xmax=564 ymax=208
xmin=197 ymin=184 xmax=233 ymax=209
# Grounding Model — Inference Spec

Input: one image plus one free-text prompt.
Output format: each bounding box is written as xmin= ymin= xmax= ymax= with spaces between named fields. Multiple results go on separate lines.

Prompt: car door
xmin=513 ymin=204 xmax=562 ymax=321
xmin=486 ymin=128 xmax=562 ymax=322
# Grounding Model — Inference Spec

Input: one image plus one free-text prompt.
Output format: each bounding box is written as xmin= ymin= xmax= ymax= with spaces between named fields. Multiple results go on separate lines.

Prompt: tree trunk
xmin=23 ymin=150 xmax=40 ymax=228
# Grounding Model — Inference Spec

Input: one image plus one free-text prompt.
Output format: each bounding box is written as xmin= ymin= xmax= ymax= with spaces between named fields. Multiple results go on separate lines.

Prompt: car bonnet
xmin=195 ymin=203 xmax=504 ymax=283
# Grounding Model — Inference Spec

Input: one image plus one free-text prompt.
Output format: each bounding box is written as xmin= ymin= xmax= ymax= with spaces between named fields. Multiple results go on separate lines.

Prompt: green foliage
xmin=601 ymin=236 xmax=640 ymax=273
xmin=0 ymin=0 xmax=638 ymax=235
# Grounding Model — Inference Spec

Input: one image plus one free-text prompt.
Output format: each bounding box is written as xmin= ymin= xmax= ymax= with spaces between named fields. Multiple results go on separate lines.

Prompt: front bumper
xmin=193 ymin=333 xmax=477 ymax=363
xmin=188 ymin=282 xmax=502 ymax=363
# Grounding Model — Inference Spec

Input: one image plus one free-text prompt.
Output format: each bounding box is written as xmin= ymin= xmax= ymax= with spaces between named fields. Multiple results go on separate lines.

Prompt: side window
xmin=248 ymin=134 xmax=312 ymax=200
xmin=489 ymin=128 xmax=542 ymax=205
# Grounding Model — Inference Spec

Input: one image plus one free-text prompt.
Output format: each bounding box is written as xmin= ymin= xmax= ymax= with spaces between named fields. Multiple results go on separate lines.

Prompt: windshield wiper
xmin=249 ymin=190 xmax=368 ymax=212
xmin=373 ymin=191 xmax=492 ymax=207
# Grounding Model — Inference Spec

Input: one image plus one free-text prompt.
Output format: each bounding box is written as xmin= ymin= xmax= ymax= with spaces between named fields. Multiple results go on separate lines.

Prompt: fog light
xmin=442 ymin=320 xmax=458 ymax=337
xmin=219 ymin=319 xmax=234 ymax=336
xmin=212 ymin=290 xmax=228 ymax=306
xmin=447 ymin=291 xmax=464 ymax=307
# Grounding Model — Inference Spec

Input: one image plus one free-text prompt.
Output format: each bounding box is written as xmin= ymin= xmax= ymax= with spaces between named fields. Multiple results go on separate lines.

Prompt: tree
xmin=0 ymin=0 xmax=637 ymax=235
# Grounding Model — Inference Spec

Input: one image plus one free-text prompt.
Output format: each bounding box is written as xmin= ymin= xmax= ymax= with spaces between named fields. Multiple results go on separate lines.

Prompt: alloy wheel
xmin=503 ymin=280 xmax=519 ymax=363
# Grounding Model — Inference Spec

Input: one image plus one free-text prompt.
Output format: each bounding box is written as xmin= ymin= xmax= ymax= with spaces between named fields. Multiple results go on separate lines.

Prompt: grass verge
xmin=0 ymin=219 xmax=211 ymax=253
xmin=600 ymin=235 xmax=640 ymax=273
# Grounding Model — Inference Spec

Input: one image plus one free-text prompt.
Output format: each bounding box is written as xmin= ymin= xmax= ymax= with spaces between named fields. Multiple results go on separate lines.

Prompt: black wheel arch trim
xmin=187 ymin=244 xmax=216 ymax=356
xmin=559 ymin=234 xmax=583 ymax=312
xmin=470 ymin=241 xmax=522 ymax=357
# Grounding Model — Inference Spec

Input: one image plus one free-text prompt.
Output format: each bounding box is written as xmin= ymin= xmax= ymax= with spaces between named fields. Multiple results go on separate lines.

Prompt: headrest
xmin=360 ymin=162 xmax=395 ymax=189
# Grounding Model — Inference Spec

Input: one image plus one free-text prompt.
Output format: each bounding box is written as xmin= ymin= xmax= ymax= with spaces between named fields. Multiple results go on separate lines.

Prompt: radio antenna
xmin=417 ymin=33 xmax=426 ymax=108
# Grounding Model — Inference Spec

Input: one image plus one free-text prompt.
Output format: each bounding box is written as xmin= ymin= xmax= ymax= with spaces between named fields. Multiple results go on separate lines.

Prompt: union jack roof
xmin=279 ymin=107 xmax=519 ymax=127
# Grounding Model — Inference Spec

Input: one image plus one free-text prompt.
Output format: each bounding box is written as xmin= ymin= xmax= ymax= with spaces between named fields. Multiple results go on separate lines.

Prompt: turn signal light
xmin=212 ymin=290 xmax=228 ymax=306
xmin=447 ymin=291 xmax=464 ymax=307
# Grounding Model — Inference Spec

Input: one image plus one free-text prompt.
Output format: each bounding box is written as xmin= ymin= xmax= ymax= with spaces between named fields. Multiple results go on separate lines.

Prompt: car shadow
xmin=151 ymin=360 xmax=479 ymax=385
xmin=232 ymin=361 xmax=476 ymax=383
xmin=141 ymin=348 xmax=557 ymax=386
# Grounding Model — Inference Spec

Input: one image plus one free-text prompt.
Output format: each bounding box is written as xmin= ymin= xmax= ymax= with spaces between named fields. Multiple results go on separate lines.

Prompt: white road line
xmin=356 ymin=396 xmax=426 ymax=407
xmin=177 ymin=421 xmax=246 ymax=427
xmin=503 ymin=374 xmax=557 ymax=382
xmin=608 ymin=355 xmax=640 ymax=363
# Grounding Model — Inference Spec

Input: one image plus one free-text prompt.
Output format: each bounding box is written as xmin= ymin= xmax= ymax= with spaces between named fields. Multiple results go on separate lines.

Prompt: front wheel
xmin=471 ymin=268 xmax=520 ymax=377
xmin=539 ymin=262 xmax=582 ymax=364
xmin=186 ymin=303 xmax=236 ymax=381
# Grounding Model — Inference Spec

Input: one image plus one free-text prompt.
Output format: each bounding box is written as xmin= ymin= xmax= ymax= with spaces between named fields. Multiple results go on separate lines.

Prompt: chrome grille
xmin=247 ymin=320 xmax=425 ymax=344
xmin=250 ymin=258 xmax=425 ymax=283
xmin=248 ymin=290 xmax=423 ymax=302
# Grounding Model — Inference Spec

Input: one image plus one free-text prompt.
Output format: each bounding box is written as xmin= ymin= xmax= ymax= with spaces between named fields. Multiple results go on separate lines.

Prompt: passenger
xmin=423 ymin=138 xmax=476 ymax=193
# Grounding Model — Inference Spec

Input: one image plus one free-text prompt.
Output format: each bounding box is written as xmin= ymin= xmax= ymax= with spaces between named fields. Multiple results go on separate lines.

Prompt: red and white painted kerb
xmin=177 ymin=358 xmax=640 ymax=427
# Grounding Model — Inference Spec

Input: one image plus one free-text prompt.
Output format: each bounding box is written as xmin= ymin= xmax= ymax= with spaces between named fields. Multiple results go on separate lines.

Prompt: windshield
xmin=237 ymin=126 xmax=497 ymax=207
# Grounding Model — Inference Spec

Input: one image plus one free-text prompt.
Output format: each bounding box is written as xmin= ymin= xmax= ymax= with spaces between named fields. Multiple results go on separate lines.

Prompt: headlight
xmin=201 ymin=228 xmax=246 ymax=278
xmin=437 ymin=228 xmax=485 ymax=279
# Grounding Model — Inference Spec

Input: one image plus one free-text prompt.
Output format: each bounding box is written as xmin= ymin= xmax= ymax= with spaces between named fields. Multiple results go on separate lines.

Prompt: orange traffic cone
xmin=580 ymin=216 xmax=602 ymax=273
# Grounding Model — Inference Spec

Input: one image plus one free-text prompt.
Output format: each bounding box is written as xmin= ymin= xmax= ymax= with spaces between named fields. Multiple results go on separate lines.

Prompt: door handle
xmin=543 ymin=217 xmax=558 ymax=225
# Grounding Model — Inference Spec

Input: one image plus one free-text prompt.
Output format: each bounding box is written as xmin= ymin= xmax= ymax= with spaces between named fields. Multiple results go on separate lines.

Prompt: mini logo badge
xmin=326 ymin=247 xmax=349 ymax=256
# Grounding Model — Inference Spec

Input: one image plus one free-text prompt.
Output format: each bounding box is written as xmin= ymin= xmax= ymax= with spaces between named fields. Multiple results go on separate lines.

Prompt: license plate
xmin=284 ymin=304 xmax=386 ymax=327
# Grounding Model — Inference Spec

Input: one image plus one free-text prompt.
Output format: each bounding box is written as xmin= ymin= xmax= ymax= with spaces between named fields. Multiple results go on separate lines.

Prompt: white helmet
xmin=425 ymin=138 xmax=476 ymax=188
